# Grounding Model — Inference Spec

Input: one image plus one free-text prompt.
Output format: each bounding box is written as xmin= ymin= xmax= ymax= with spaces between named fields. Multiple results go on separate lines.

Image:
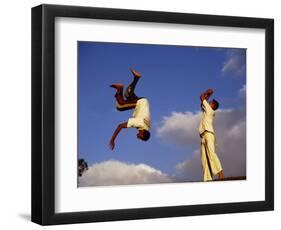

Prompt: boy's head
xmin=137 ymin=130 xmax=151 ymax=141
xmin=210 ymin=99 xmax=219 ymax=110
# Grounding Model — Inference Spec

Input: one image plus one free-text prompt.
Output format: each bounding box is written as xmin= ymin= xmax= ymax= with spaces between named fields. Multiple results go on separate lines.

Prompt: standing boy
xmin=199 ymin=88 xmax=224 ymax=181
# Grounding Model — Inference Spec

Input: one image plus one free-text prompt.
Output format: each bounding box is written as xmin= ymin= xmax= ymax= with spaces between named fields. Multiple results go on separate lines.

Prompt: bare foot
xmin=218 ymin=170 xmax=225 ymax=180
xmin=129 ymin=68 xmax=141 ymax=78
xmin=110 ymin=83 xmax=123 ymax=89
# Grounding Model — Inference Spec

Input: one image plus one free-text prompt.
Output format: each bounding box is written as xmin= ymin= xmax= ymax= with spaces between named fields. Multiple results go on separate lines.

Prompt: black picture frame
xmin=31 ymin=4 xmax=274 ymax=225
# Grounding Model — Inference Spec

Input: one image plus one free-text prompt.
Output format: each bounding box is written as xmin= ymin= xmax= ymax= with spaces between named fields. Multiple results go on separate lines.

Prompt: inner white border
xmin=55 ymin=17 xmax=265 ymax=213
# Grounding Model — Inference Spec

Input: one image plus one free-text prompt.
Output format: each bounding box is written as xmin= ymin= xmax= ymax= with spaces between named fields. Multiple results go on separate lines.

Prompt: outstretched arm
xmin=200 ymin=88 xmax=214 ymax=103
xmin=109 ymin=122 xmax=128 ymax=150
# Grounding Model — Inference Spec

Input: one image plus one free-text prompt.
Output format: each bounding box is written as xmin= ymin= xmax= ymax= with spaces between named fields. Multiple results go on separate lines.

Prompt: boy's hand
xmin=206 ymin=88 xmax=214 ymax=94
xmin=109 ymin=140 xmax=115 ymax=150
xmin=200 ymin=88 xmax=214 ymax=102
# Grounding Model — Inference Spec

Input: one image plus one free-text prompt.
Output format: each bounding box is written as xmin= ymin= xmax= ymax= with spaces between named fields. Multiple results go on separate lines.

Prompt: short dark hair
xmin=212 ymin=99 xmax=219 ymax=110
xmin=141 ymin=130 xmax=150 ymax=141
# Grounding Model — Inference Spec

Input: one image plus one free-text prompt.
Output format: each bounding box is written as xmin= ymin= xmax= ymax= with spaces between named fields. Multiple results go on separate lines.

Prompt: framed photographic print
xmin=31 ymin=4 xmax=274 ymax=225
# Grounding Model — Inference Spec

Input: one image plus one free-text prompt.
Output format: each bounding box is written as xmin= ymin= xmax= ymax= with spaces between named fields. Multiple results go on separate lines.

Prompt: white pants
xmin=200 ymin=132 xmax=222 ymax=181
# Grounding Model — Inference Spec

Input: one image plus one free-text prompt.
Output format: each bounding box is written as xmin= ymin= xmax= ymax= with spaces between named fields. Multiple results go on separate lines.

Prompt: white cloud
xmin=239 ymin=84 xmax=246 ymax=98
xmin=173 ymin=149 xmax=202 ymax=182
xmin=157 ymin=108 xmax=246 ymax=180
xmin=79 ymin=160 xmax=171 ymax=187
xmin=157 ymin=111 xmax=201 ymax=147
xmin=222 ymin=49 xmax=246 ymax=76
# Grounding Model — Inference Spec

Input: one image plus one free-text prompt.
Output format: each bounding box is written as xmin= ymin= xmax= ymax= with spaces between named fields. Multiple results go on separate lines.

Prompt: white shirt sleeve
xmin=126 ymin=98 xmax=150 ymax=131
xmin=127 ymin=118 xmax=146 ymax=130
xmin=202 ymin=99 xmax=214 ymax=114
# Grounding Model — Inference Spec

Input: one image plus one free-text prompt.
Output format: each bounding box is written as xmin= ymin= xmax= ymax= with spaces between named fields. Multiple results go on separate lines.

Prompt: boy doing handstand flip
xmin=109 ymin=68 xmax=151 ymax=150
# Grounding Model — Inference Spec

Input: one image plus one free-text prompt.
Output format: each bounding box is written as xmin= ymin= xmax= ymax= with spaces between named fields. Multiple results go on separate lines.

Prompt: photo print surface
xmin=77 ymin=41 xmax=246 ymax=187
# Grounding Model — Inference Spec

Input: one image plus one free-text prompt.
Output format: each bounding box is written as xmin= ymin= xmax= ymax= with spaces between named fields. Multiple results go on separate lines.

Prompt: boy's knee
xmin=116 ymin=107 xmax=126 ymax=111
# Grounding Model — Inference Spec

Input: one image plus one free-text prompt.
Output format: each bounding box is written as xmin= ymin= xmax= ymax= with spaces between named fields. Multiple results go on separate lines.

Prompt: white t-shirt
xmin=199 ymin=99 xmax=215 ymax=135
xmin=127 ymin=98 xmax=150 ymax=131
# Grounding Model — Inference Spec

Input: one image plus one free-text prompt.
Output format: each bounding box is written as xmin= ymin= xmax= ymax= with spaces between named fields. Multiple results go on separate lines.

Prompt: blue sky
xmin=78 ymin=41 xmax=246 ymax=185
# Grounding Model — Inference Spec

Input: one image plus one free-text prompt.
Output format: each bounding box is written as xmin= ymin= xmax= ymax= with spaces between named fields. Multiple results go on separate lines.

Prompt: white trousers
xmin=200 ymin=132 xmax=223 ymax=181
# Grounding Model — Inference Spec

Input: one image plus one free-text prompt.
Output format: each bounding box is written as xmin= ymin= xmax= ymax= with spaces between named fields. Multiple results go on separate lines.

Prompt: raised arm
xmin=109 ymin=122 xmax=128 ymax=150
xmin=200 ymin=88 xmax=214 ymax=103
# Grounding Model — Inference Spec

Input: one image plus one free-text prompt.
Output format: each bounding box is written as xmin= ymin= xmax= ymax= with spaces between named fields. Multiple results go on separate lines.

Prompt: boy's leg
xmin=125 ymin=68 xmax=141 ymax=100
xmin=110 ymin=84 xmax=137 ymax=111
xmin=205 ymin=133 xmax=223 ymax=177
xmin=201 ymin=138 xmax=213 ymax=181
